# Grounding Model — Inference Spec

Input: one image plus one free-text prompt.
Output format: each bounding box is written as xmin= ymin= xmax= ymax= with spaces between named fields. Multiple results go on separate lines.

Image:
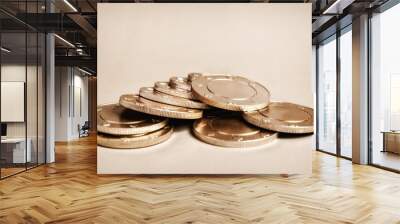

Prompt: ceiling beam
xmin=55 ymin=55 xmax=96 ymax=70
xmin=322 ymin=0 xmax=355 ymax=14
xmin=67 ymin=13 xmax=97 ymax=46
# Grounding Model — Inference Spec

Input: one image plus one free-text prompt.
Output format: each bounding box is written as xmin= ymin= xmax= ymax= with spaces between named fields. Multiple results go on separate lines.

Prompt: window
xmin=0 ymin=1 xmax=47 ymax=179
xmin=316 ymin=26 xmax=353 ymax=159
xmin=370 ymin=3 xmax=400 ymax=171
xmin=339 ymin=28 xmax=352 ymax=158
xmin=317 ymin=36 xmax=337 ymax=155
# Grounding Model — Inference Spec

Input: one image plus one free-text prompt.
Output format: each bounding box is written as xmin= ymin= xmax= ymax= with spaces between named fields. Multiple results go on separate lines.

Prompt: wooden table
xmin=1 ymin=137 xmax=31 ymax=164
xmin=382 ymin=131 xmax=400 ymax=154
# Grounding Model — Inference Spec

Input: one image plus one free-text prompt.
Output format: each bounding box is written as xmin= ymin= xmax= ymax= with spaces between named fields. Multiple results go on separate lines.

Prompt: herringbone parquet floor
xmin=1 ymin=135 xmax=400 ymax=224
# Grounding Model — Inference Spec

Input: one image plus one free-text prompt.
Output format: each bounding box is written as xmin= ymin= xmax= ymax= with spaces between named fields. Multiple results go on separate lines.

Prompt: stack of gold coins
xmin=191 ymin=75 xmax=270 ymax=111
xmin=189 ymin=74 xmax=314 ymax=147
xmin=169 ymin=77 xmax=191 ymax=91
xmin=193 ymin=110 xmax=277 ymax=148
xmin=139 ymin=87 xmax=209 ymax=110
xmin=121 ymin=73 xmax=211 ymax=119
xmin=97 ymin=104 xmax=173 ymax=149
xmin=120 ymin=94 xmax=203 ymax=119
xmin=242 ymin=102 xmax=314 ymax=134
xmin=98 ymin=72 xmax=314 ymax=150
xmin=153 ymin=72 xmax=203 ymax=100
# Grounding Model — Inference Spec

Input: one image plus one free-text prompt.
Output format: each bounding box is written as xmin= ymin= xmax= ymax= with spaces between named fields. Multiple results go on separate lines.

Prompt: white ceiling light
xmin=78 ymin=67 xmax=93 ymax=76
xmin=54 ymin=34 xmax=75 ymax=48
xmin=63 ymin=0 xmax=78 ymax=12
xmin=1 ymin=47 xmax=11 ymax=53
xmin=323 ymin=0 xmax=354 ymax=15
xmin=76 ymin=48 xmax=84 ymax=55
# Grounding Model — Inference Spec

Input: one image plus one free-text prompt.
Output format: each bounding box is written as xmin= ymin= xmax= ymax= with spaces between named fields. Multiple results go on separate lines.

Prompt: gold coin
xmin=169 ymin=76 xmax=191 ymax=91
xmin=191 ymin=75 xmax=270 ymax=111
xmin=97 ymin=104 xmax=168 ymax=135
xmin=139 ymin=87 xmax=209 ymax=109
xmin=120 ymin=94 xmax=203 ymax=119
xmin=154 ymin=81 xmax=196 ymax=100
xmin=187 ymin=72 xmax=203 ymax=82
xmin=193 ymin=112 xmax=277 ymax=148
xmin=97 ymin=125 xmax=173 ymax=149
xmin=243 ymin=102 xmax=314 ymax=134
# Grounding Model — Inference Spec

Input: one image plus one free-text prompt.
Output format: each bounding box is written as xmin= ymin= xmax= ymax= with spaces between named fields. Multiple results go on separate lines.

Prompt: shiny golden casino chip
xmin=187 ymin=72 xmax=203 ymax=82
xmin=169 ymin=76 xmax=191 ymax=91
xmin=139 ymin=87 xmax=209 ymax=109
xmin=243 ymin=102 xmax=314 ymax=134
xmin=119 ymin=94 xmax=203 ymax=119
xmin=97 ymin=104 xmax=168 ymax=135
xmin=191 ymin=75 xmax=270 ymax=111
xmin=97 ymin=125 xmax=173 ymax=149
xmin=193 ymin=112 xmax=277 ymax=148
xmin=154 ymin=81 xmax=196 ymax=100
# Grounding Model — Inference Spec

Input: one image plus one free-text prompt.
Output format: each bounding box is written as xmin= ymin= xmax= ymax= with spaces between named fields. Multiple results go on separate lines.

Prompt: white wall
xmin=72 ymin=73 xmax=89 ymax=138
xmin=1 ymin=64 xmax=46 ymax=164
xmin=54 ymin=67 xmax=89 ymax=141
xmin=1 ymin=65 xmax=37 ymax=138
xmin=1 ymin=82 xmax=25 ymax=123
xmin=55 ymin=67 xmax=67 ymax=141
xmin=98 ymin=3 xmax=313 ymax=107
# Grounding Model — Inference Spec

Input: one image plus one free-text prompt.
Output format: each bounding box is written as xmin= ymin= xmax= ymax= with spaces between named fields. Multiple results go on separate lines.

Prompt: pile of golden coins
xmin=97 ymin=73 xmax=314 ymax=149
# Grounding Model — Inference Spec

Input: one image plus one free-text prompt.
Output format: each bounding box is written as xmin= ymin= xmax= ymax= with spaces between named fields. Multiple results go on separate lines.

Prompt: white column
xmin=352 ymin=14 xmax=369 ymax=164
xmin=54 ymin=67 xmax=74 ymax=141
xmin=46 ymin=33 xmax=55 ymax=163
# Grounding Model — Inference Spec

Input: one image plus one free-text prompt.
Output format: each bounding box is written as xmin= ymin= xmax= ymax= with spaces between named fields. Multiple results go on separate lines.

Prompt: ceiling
xmin=0 ymin=0 xmax=392 ymax=74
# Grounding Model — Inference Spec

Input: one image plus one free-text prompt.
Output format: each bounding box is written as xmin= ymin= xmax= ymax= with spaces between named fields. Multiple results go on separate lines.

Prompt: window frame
xmin=367 ymin=0 xmax=400 ymax=173
xmin=315 ymin=24 xmax=353 ymax=161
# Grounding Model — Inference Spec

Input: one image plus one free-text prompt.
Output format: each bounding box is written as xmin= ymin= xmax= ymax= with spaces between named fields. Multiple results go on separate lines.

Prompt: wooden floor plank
xmin=1 ymin=135 xmax=400 ymax=223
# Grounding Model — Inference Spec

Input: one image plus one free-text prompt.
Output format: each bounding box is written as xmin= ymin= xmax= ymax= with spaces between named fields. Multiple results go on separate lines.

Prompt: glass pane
xmin=317 ymin=37 xmax=337 ymax=154
xmin=0 ymin=1 xmax=46 ymax=178
xmin=27 ymin=31 xmax=38 ymax=169
xmin=38 ymin=33 xmax=46 ymax=165
xmin=25 ymin=0 xmax=38 ymax=169
xmin=1 ymin=31 xmax=27 ymax=177
xmin=340 ymin=29 xmax=352 ymax=158
xmin=371 ymin=4 xmax=400 ymax=171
